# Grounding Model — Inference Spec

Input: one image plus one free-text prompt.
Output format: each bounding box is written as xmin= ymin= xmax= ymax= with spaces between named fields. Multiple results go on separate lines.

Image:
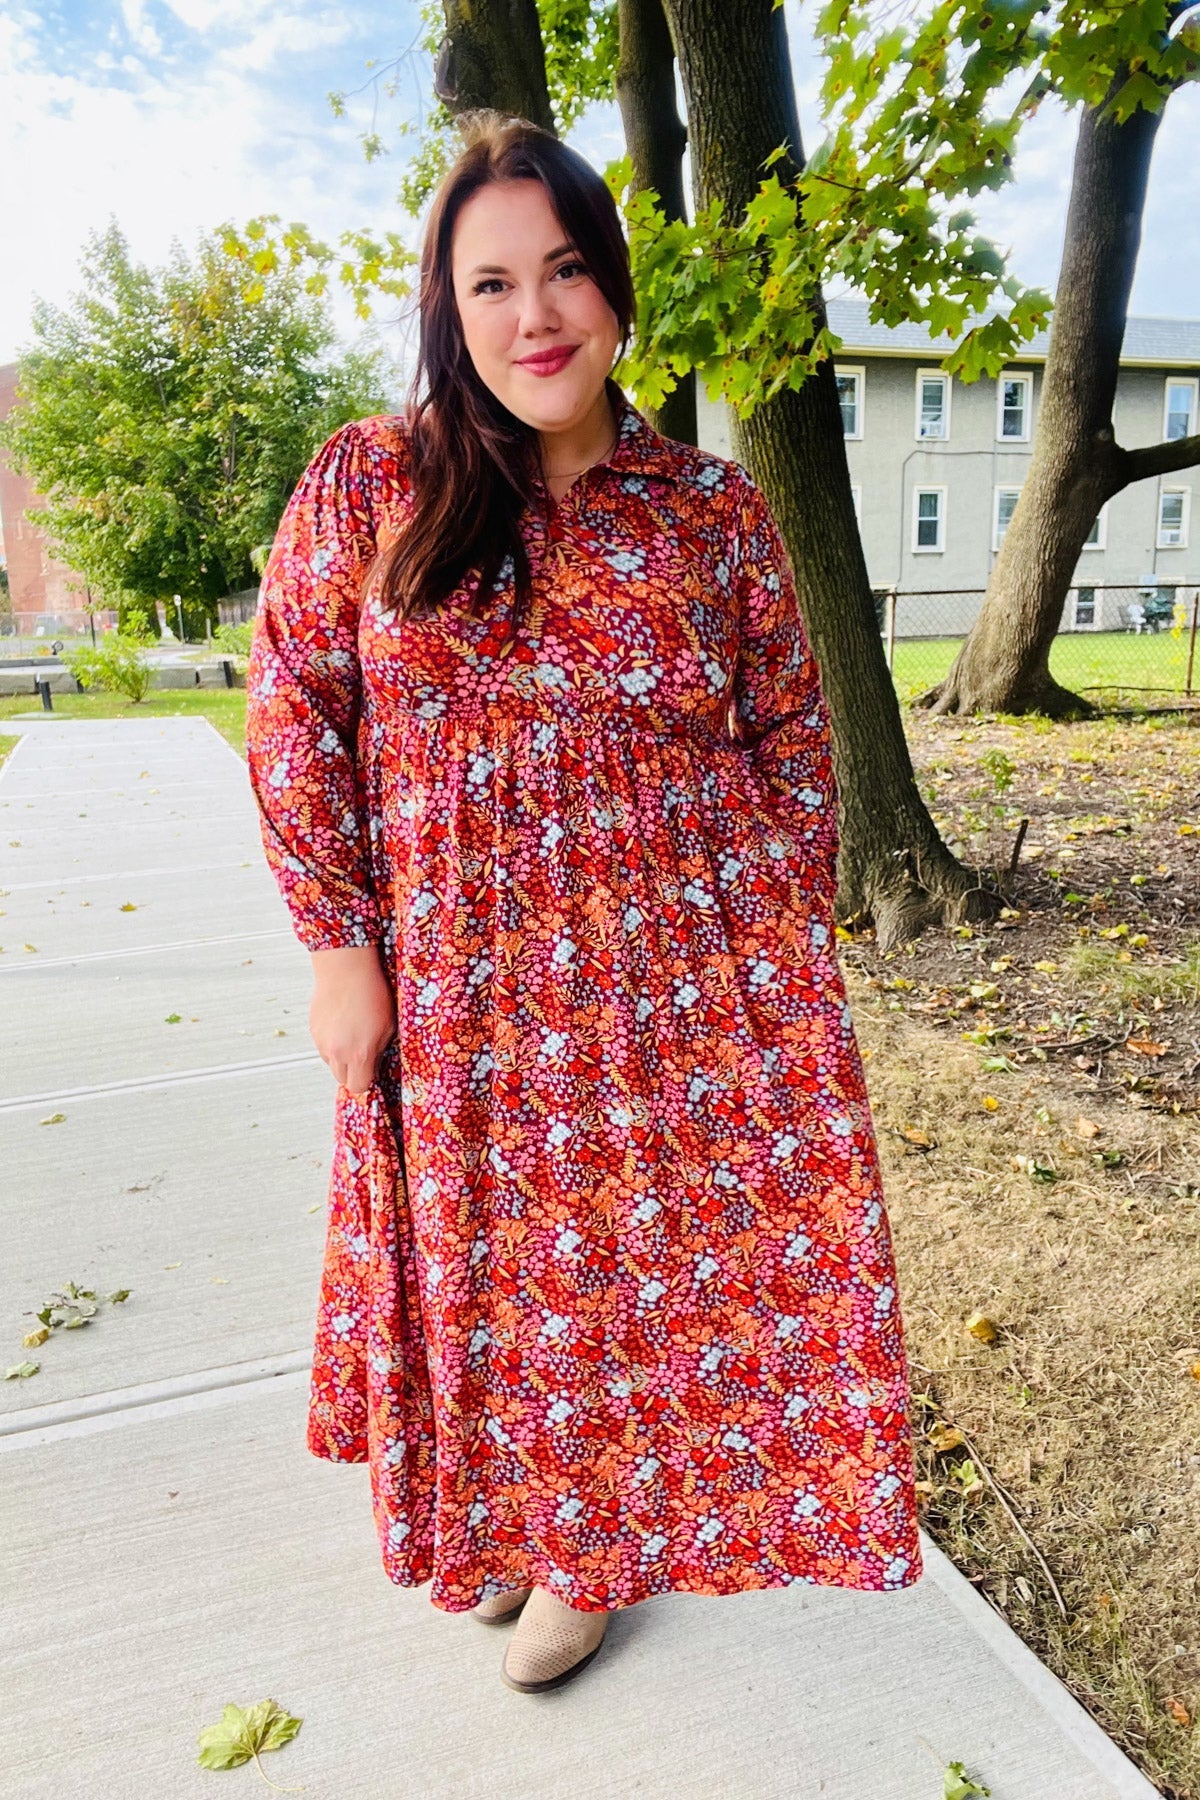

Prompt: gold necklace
xmin=541 ymin=421 xmax=619 ymax=482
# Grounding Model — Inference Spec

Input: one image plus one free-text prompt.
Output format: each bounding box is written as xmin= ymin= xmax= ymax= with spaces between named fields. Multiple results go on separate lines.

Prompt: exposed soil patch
xmin=849 ymin=710 xmax=1200 ymax=1797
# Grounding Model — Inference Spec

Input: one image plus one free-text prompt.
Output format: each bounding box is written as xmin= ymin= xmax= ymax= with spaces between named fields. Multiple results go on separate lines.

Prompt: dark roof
xmin=826 ymin=297 xmax=1200 ymax=368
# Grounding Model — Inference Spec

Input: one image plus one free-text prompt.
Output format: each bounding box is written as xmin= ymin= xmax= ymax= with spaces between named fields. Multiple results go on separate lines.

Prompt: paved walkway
xmin=0 ymin=716 xmax=1162 ymax=1799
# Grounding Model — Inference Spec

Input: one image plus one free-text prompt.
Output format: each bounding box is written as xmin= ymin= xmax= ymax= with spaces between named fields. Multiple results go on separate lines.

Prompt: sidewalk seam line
xmin=2 ymin=1051 xmax=322 ymax=1111
xmin=0 ymin=927 xmax=292 ymax=972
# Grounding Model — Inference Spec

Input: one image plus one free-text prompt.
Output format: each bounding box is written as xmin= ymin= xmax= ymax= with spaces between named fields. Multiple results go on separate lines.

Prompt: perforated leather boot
xmin=472 ymin=1586 xmax=532 ymax=1625
xmin=500 ymin=1586 xmax=609 ymax=1692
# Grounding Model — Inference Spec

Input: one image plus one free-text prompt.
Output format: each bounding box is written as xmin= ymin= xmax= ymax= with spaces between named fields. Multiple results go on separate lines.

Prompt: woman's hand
xmin=308 ymin=945 xmax=396 ymax=1097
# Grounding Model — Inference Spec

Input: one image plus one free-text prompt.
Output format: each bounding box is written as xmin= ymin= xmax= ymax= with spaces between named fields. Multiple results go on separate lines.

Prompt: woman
xmin=245 ymin=110 xmax=922 ymax=1696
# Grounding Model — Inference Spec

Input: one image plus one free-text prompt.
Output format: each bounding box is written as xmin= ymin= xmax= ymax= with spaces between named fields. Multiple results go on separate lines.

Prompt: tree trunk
xmin=615 ymin=0 xmax=697 ymax=449
xmin=661 ymin=0 xmax=993 ymax=944
xmin=925 ymin=73 xmax=1166 ymax=717
xmin=436 ymin=0 xmax=554 ymax=128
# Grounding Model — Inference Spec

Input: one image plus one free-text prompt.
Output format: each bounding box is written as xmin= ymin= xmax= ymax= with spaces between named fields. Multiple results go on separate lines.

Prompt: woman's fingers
xmin=344 ymin=1052 xmax=378 ymax=1097
xmin=325 ymin=1038 xmax=389 ymax=1097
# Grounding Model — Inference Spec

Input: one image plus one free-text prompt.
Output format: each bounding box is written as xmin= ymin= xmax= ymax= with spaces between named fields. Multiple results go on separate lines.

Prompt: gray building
xmin=697 ymin=299 xmax=1199 ymax=636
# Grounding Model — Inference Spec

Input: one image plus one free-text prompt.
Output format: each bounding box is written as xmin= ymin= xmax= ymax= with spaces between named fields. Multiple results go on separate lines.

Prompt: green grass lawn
xmin=892 ymin=628 xmax=1197 ymax=703
xmin=0 ymin=688 xmax=249 ymax=753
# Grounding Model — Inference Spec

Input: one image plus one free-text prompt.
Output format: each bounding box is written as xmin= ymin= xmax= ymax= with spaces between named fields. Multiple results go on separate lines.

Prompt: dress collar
xmin=600 ymin=381 xmax=683 ymax=483
xmin=525 ymin=380 xmax=683 ymax=518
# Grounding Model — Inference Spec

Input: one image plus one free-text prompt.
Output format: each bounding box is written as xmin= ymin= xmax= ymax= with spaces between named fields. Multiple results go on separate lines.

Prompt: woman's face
xmin=449 ymin=177 xmax=620 ymax=436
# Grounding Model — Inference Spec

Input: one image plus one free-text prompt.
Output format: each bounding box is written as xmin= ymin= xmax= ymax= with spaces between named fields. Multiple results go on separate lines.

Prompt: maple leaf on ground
xmin=196 ymin=1698 xmax=304 ymax=1789
xmin=943 ymin=1759 xmax=991 ymax=1798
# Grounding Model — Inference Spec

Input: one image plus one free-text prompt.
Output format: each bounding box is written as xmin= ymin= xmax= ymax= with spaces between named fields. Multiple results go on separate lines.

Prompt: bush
xmin=63 ymin=621 xmax=154 ymax=703
xmin=213 ymin=621 xmax=253 ymax=663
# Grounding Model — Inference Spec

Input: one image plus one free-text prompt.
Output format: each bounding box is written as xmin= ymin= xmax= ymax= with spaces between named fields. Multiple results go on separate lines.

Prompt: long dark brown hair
xmin=371 ymin=110 xmax=636 ymax=642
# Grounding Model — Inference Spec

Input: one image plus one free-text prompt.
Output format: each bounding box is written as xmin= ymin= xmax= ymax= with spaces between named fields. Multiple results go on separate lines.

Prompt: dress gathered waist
xmin=365 ymin=697 xmax=745 ymax=754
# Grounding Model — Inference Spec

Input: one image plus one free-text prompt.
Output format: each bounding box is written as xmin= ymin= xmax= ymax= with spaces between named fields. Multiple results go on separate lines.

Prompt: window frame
xmin=1163 ymin=376 xmax=1198 ymax=444
xmin=995 ymin=370 xmax=1033 ymax=443
xmin=912 ymin=484 xmax=946 ymax=553
xmin=835 ymin=365 xmax=865 ymax=440
xmin=993 ymin=484 xmax=1022 ymax=551
xmin=914 ymin=368 xmax=952 ymax=441
xmin=1082 ymin=503 xmax=1107 ymax=550
xmin=1072 ymin=586 xmax=1097 ymax=630
xmin=1157 ymin=485 xmax=1191 ymax=549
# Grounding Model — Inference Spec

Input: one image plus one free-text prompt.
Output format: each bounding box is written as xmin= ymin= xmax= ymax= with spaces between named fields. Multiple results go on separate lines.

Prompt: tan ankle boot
xmin=472 ymin=1586 xmax=533 ymax=1625
xmin=500 ymin=1586 xmax=609 ymax=1692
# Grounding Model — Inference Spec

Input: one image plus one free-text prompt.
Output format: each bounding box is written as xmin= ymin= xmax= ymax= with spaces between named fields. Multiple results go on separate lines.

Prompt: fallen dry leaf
xmin=965 ymin=1311 xmax=999 ymax=1344
xmin=1126 ymin=1038 xmax=1168 ymax=1058
xmin=1075 ymin=1117 xmax=1102 ymax=1139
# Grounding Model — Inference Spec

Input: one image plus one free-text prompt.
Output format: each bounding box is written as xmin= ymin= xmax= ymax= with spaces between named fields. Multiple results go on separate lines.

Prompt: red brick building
xmin=0 ymin=361 xmax=116 ymax=637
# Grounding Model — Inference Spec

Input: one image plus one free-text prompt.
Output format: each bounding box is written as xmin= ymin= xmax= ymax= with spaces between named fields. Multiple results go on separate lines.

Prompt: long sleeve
xmin=246 ymin=419 xmax=383 ymax=951
xmin=728 ymin=468 xmax=840 ymax=904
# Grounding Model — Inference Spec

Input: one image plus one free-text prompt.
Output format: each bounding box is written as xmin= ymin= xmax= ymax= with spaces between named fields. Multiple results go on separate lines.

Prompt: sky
xmin=3 ymin=0 xmax=1198 ymax=387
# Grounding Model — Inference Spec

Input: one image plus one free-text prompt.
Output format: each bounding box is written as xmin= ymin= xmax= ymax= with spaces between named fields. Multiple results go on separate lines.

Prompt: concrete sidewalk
xmin=0 ymin=716 xmax=1163 ymax=1800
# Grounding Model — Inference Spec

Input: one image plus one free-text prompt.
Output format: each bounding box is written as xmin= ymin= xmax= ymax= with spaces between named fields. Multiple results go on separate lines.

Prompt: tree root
xmin=915 ymin=670 xmax=1096 ymax=720
xmin=840 ymin=852 xmax=1002 ymax=951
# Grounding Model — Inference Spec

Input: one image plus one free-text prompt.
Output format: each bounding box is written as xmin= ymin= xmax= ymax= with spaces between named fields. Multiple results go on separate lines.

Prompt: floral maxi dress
xmin=245 ymin=386 xmax=924 ymax=1614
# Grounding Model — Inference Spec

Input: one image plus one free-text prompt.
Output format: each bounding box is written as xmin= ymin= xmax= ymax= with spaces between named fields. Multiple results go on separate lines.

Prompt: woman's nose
xmin=516 ymin=285 xmax=562 ymax=335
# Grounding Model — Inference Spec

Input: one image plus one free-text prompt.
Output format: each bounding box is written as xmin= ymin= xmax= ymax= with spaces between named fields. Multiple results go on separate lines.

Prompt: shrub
xmin=63 ymin=622 xmax=154 ymax=703
xmin=213 ymin=621 xmax=253 ymax=663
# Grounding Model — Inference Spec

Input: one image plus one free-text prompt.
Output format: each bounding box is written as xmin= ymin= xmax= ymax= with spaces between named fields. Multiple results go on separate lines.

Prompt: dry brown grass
xmin=856 ymin=983 xmax=1200 ymax=1796
xmin=847 ymin=710 xmax=1200 ymax=1793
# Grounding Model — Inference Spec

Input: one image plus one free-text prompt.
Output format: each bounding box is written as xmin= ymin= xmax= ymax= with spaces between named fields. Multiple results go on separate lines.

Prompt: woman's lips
xmin=516 ymin=345 xmax=579 ymax=377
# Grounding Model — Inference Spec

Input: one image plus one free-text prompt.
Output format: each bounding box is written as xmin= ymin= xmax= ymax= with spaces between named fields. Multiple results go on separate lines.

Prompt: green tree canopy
xmin=0 ymin=219 xmax=395 ymax=623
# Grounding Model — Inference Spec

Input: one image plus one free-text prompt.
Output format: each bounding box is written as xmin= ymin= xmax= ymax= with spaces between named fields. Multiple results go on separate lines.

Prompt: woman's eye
xmin=470 ymin=262 xmax=586 ymax=296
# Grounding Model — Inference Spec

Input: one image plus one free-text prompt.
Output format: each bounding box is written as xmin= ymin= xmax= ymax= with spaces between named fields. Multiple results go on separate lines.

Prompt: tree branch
xmin=1119 ymin=431 xmax=1200 ymax=483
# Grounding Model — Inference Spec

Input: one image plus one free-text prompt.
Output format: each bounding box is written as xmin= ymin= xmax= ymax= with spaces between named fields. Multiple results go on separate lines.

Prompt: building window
xmin=1158 ymin=487 xmax=1190 ymax=548
xmin=850 ymin=484 xmax=862 ymax=525
xmin=1164 ymin=377 xmax=1198 ymax=442
xmin=1082 ymin=505 xmax=1106 ymax=550
xmin=915 ymin=370 xmax=951 ymax=440
xmin=996 ymin=372 xmax=1032 ymax=441
xmin=1073 ymin=587 xmax=1096 ymax=629
xmin=835 ymin=367 xmax=864 ymax=439
xmin=912 ymin=487 xmax=945 ymax=552
xmin=993 ymin=486 xmax=1021 ymax=550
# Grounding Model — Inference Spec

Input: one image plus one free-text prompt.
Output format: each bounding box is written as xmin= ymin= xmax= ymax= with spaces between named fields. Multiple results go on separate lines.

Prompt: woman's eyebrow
xmin=467 ymin=242 xmax=577 ymax=276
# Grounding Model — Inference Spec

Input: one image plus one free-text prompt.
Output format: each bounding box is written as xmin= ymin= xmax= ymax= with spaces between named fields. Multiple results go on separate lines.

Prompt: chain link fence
xmin=877 ymin=582 xmax=1200 ymax=707
xmin=0 ymin=588 xmax=257 ymax=649
xmin=6 ymin=586 xmax=1199 ymax=711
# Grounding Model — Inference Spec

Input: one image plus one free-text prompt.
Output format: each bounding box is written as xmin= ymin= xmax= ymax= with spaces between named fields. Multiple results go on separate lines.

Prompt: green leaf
xmin=4 ymin=1361 xmax=40 ymax=1380
xmin=1104 ymin=70 xmax=1171 ymax=123
xmin=196 ymin=1697 xmax=303 ymax=1773
xmin=944 ymin=1758 xmax=991 ymax=1798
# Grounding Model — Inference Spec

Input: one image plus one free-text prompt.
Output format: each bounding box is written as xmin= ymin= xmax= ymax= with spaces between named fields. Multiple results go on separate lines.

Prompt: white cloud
xmin=160 ymin=0 xmax=277 ymax=32
xmin=119 ymin=2 xmax=163 ymax=59
xmin=1 ymin=4 xmax=419 ymax=368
